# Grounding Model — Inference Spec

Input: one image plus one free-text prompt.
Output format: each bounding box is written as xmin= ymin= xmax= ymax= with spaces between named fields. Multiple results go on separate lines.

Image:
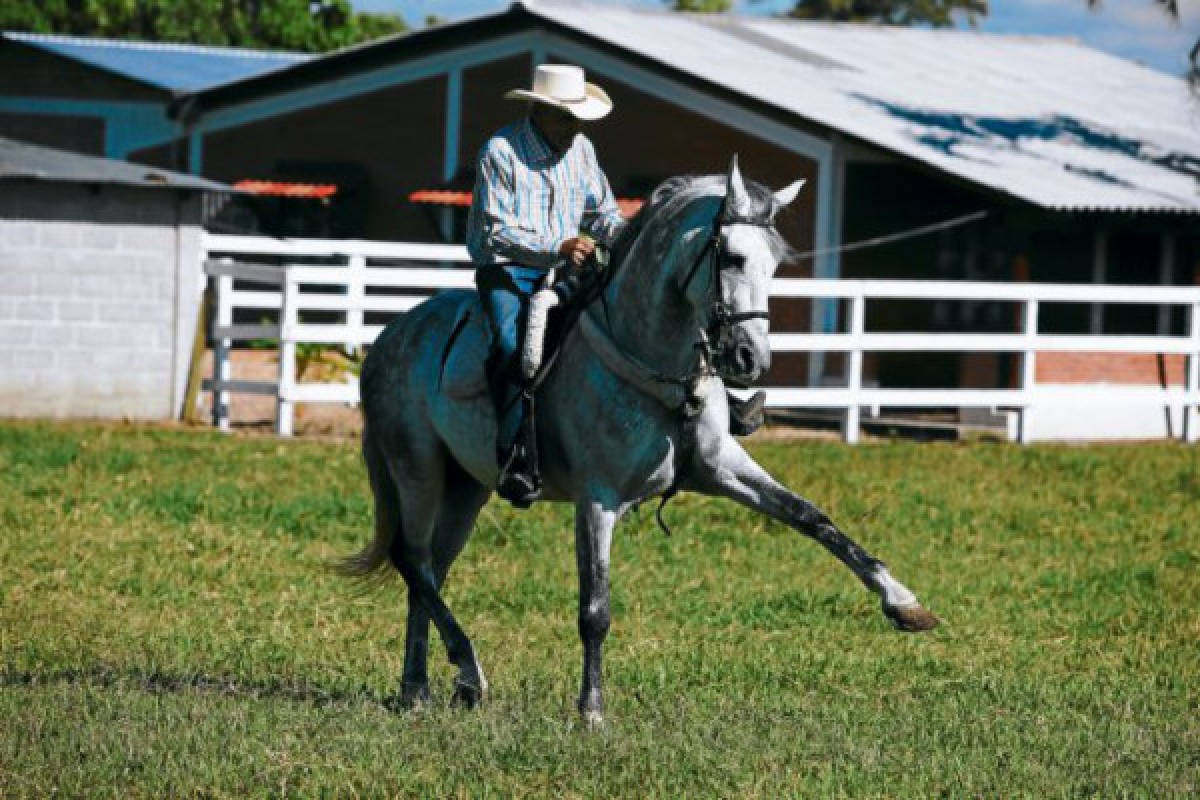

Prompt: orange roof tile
xmin=408 ymin=189 xmax=643 ymax=217
xmin=234 ymin=179 xmax=337 ymax=198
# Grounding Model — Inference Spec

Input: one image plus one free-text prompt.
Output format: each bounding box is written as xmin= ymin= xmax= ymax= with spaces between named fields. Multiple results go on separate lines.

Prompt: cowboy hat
xmin=505 ymin=64 xmax=613 ymax=121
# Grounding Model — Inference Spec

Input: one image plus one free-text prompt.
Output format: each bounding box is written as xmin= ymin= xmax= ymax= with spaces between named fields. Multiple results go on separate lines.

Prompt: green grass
xmin=1 ymin=421 xmax=1197 ymax=797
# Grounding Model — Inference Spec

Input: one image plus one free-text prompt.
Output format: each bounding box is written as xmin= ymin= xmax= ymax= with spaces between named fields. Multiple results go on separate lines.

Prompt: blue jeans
xmin=475 ymin=265 xmax=549 ymax=460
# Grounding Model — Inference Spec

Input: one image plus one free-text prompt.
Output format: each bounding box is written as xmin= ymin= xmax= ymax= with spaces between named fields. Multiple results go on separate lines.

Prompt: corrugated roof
xmin=525 ymin=2 xmax=1200 ymax=213
xmin=2 ymin=31 xmax=312 ymax=92
xmin=0 ymin=136 xmax=232 ymax=191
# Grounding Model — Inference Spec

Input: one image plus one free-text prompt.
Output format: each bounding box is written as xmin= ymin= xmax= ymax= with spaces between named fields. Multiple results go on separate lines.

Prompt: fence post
xmin=212 ymin=265 xmax=233 ymax=433
xmin=345 ymin=254 xmax=365 ymax=357
xmin=277 ymin=269 xmax=298 ymax=437
xmin=1017 ymin=297 xmax=1038 ymax=445
xmin=1185 ymin=301 xmax=1200 ymax=444
xmin=842 ymin=289 xmax=865 ymax=445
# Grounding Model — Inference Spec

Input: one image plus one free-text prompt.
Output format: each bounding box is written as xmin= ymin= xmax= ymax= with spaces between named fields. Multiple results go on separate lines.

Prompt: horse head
xmin=678 ymin=155 xmax=805 ymax=386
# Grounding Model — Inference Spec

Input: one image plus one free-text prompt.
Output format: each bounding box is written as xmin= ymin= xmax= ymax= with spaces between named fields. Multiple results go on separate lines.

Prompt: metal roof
xmin=0 ymin=136 xmax=232 ymax=192
xmin=524 ymin=2 xmax=1200 ymax=213
xmin=2 ymin=31 xmax=312 ymax=92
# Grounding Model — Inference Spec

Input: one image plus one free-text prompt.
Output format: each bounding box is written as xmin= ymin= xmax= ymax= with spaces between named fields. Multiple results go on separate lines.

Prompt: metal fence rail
xmin=202 ymin=233 xmax=1200 ymax=442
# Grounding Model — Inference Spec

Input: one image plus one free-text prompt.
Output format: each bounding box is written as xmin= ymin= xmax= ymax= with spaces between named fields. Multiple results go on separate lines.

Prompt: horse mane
xmin=609 ymin=174 xmax=792 ymax=270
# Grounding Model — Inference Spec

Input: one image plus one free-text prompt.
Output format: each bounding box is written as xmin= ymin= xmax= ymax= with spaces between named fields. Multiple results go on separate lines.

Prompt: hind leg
xmin=388 ymin=460 xmax=491 ymax=709
xmin=399 ymin=462 xmax=490 ymax=707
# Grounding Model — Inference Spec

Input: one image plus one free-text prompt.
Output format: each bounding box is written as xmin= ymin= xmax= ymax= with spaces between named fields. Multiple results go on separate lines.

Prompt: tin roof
xmin=174 ymin=2 xmax=1200 ymax=213
xmin=0 ymin=136 xmax=232 ymax=191
xmin=526 ymin=2 xmax=1200 ymax=213
xmin=2 ymin=31 xmax=312 ymax=92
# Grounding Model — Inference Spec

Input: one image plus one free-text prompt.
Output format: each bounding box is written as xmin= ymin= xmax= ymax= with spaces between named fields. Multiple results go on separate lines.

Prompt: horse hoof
xmin=581 ymin=710 xmax=606 ymax=730
xmin=885 ymin=603 xmax=940 ymax=632
xmin=399 ymin=684 xmax=431 ymax=712
xmin=451 ymin=680 xmax=486 ymax=709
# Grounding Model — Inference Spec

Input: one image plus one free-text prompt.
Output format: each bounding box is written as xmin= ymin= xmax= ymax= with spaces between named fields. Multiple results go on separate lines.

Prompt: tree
xmin=669 ymin=0 xmax=734 ymax=10
xmin=787 ymin=0 xmax=986 ymax=27
xmin=0 ymin=0 xmax=407 ymax=53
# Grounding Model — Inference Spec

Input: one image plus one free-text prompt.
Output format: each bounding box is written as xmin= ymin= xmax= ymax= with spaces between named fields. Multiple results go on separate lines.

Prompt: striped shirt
xmin=466 ymin=117 xmax=626 ymax=268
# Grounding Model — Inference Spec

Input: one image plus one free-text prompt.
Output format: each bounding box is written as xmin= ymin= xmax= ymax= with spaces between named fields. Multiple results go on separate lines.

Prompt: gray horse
xmin=342 ymin=157 xmax=938 ymax=724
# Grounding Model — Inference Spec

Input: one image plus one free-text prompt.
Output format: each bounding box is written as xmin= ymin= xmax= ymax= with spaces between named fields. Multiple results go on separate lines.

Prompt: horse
xmin=341 ymin=156 xmax=938 ymax=725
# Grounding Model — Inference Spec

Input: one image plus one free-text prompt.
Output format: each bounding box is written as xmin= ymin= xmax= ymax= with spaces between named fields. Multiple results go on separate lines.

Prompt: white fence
xmin=202 ymin=233 xmax=1200 ymax=443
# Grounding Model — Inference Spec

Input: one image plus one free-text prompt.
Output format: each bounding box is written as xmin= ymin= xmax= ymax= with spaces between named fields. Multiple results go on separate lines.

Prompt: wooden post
xmin=212 ymin=268 xmax=233 ymax=433
xmin=277 ymin=270 xmax=298 ymax=437
xmin=345 ymin=254 xmax=365 ymax=356
xmin=1017 ymin=297 xmax=1038 ymax=445
xmin=842 ymin=290 xmax=865 ymax=445
xmin=181 ymin=289 xmax=211 ymax=425
xmin=1186 ymin=301 xmax=1200 ymax=444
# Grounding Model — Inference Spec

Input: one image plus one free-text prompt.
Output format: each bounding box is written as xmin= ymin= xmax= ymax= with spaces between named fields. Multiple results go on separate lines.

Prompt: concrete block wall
xmin=0 ymin=182 xmax=203 ymax=419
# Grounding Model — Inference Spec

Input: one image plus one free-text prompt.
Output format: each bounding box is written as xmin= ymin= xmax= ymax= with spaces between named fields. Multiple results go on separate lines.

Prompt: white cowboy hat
xmin=505 ymin=64 xmax=613 ymax=121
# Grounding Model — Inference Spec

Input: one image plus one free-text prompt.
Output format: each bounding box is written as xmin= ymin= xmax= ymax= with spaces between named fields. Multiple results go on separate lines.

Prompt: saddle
xmin=438 ymin=253 xmax=609 ymax=401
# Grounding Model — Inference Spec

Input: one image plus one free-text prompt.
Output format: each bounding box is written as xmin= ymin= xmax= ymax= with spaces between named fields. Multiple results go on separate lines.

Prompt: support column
xmin=1090 ymin=232 xmax=1107 ymax=334
xmin=188 ymin=130 xmax=203 ymax=176
xmin=809 ymin=135 xmax=845 ymax=387
xmin=440 ymin=68 xmax=463 ymax=242
xmin=1158 ymin=233 xmax=1175 ymax=335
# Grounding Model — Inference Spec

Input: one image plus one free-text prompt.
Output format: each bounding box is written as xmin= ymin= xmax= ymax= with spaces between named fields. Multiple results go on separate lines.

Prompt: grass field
xmin=1 ymin=421 xmax=1197 ymax=797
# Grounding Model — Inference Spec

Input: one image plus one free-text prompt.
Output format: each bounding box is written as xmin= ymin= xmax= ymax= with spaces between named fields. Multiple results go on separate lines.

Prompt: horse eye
xmin=722 ymin=253 xmax=746 ymax=270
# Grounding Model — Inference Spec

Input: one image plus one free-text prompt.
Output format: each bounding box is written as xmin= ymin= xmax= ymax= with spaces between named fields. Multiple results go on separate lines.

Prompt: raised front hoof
xmin=451 ymin=679 xmax=487 ymax=709
xmin=884 ymin=603 xmax=940 ymax=632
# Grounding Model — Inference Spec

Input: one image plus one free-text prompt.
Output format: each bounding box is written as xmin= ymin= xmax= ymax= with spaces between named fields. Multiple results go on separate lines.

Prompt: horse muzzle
xmin=715 ymin=326 xmax=770 ymax=385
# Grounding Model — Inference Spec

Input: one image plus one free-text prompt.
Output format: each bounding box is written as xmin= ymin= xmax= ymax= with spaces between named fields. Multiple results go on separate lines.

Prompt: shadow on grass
xmin=0 ymin=664 xmax=412 ymax=712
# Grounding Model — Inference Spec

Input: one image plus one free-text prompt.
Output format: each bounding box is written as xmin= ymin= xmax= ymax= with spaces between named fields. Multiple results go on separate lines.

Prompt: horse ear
xmin=724 ymin=154 xmax=751 ymax=218
xmin=773 ymin=179 xmax=806 ymax=209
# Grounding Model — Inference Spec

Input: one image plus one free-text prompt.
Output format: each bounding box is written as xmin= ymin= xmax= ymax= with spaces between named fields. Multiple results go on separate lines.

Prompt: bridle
xmin=679 ymin=208 xmax=774 ymax=382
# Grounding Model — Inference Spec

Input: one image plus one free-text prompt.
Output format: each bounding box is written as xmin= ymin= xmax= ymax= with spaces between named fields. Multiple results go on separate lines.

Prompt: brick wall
xmin=1038 ymin=352 xmax=1188 ymax=385
xmin=0 ymin=182 xmax=203 ymax=419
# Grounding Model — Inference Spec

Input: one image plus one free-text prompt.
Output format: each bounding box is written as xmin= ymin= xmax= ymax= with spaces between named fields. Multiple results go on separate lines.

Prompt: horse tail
xmin=336 ymin=426 xmax=401 ymax=580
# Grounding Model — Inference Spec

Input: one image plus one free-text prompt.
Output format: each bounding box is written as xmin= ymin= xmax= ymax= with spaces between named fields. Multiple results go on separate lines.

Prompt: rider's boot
xmin=728 ymin=390 xmax=767 ymax=436
xmin=496 ymin=390 xmax=541 ymax=509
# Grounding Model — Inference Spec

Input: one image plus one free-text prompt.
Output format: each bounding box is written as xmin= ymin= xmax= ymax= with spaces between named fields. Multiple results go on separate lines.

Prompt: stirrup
xmin=496 ymin=446 xmax=541 ymax=509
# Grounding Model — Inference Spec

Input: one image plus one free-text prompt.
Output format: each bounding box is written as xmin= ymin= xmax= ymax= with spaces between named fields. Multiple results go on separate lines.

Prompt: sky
xmin=352 ymin=0 xmax=1200 ymax=77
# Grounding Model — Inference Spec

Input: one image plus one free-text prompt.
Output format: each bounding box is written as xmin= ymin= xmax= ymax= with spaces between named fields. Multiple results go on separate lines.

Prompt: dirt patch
xmin=193 ymin=349 xmax=364 ymax=439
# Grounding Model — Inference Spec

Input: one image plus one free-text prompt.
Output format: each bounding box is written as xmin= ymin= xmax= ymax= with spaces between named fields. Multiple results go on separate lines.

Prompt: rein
xmin=581 ymin=206 xmax=775 ymax=417
xmin=680 ymin=210 xmax=774 ymax=368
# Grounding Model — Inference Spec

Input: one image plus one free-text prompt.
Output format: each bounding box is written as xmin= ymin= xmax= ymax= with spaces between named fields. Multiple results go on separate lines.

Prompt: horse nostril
xmin=736 ymin=344 xmax=756 ymax=374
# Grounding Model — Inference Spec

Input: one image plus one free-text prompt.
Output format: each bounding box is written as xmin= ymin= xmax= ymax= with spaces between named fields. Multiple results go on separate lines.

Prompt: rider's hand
xmin=558 ymin=236 xmax=595 ymax=268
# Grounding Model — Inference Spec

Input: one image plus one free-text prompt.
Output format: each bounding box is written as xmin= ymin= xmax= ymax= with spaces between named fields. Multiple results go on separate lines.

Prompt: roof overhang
xmin=173 ymin=2 xmax=1200 ymax=215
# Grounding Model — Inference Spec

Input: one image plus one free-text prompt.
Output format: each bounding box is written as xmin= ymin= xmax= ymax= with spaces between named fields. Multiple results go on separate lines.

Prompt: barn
xmin=174 ymin=2 xmax=1200 ymax=399
xmin=3 ymin=1 xmax=1199 ymax=437
xmin=0 ymin=30 xmax=310 ymax=161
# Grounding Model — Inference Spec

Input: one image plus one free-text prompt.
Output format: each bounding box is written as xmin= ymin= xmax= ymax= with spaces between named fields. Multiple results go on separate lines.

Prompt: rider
xmin=467 ymin=64 xmax=767 ymax=508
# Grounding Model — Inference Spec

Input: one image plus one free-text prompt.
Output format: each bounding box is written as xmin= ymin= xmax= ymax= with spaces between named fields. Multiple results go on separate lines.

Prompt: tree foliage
xmin=669 ymin=0 xmax=734 ymax=11
xmin=787 ymin=0 xmax=986 ymax=27
xmin=0 ymin=0 xmax=407 ymax=53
